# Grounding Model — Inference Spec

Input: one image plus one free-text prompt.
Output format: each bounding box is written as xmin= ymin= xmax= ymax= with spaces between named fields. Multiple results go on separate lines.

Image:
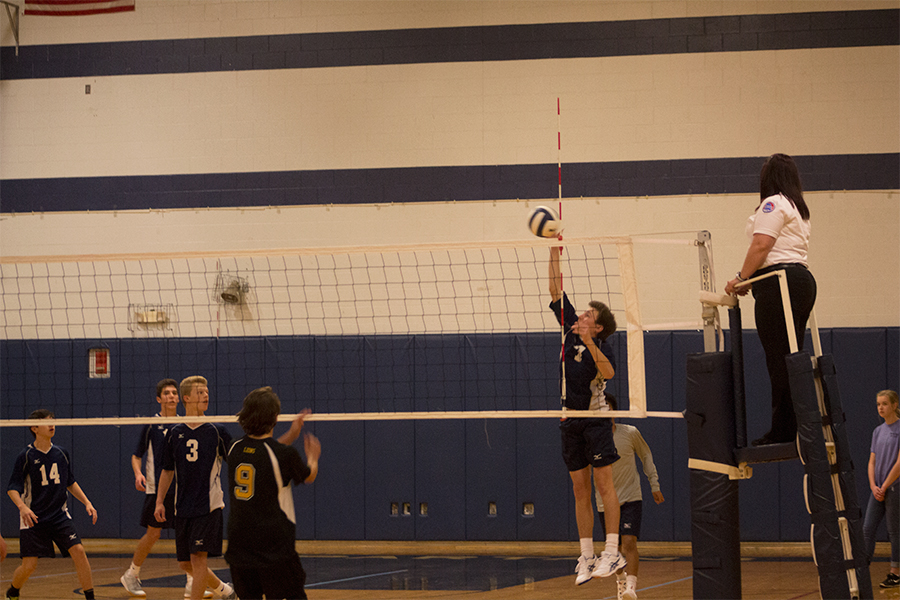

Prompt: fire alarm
xmin=89 ymin=347 xmax=110 ymax=379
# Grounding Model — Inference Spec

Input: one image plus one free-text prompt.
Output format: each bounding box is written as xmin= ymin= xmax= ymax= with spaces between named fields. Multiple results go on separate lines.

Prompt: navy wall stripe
xmin=1 ymin=9 xmax=896 ymax=80
xmin=1 ymin=153 xmax=896 ymax=214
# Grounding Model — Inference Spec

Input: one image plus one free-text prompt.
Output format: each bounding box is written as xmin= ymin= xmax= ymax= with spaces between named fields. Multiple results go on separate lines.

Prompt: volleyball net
xmin=0 ymin=235 xmax=706 ymax=426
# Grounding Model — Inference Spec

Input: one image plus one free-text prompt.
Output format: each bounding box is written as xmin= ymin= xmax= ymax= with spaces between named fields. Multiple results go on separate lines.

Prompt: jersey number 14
xmin=39 ymin=462 xmax=60 ymax=486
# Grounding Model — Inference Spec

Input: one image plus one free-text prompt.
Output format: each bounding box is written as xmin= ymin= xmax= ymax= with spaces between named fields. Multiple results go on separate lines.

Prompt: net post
xmin=617 ymin=238 xmax=646 ymax=417
xmin=696 ymin=230 xmax=720 ymax=352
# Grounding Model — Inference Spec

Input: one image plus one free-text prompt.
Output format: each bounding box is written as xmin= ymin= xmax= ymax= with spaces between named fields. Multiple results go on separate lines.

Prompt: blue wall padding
xmin=0 ymin=327 xmax=897 ymax=542
xmin=365 ymin=420 xmax=416 ymax=540
xmin=465 ymin=334 xmax=515 ymax=411
xmin=415 ymin=420 xmax=466 ymax=540
xmin=313 ymin=421 xmax=365 ymax=539
xmin=465 ymin=418 xmax=516 ymax=540
xmin=216 ymin=337 xmax=266 ymax=415
xmin=515 ymin=418 xmax=571 ymax=541
xmin=117 ymin=338 xmax=168 ymax=416
xmin=263 ymin=336 xmax=315 ymax=412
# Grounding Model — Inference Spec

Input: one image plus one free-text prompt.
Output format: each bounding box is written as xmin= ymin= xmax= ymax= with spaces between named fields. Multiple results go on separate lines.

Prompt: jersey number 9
xmin=234 ymin=463 xmax=255 ymax=500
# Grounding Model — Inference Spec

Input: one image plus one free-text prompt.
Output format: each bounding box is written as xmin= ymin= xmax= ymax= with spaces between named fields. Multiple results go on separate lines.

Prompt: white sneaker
xmin=120 ymin=570 xmax=147 ymax=598
xmin=218 ymin=582 xmax=237 ymax=600
xmin=574 ymin=555 xmax=596 ymax=585
xmin=616 ymin=578 xmax=627 ymax=600
xmin=592 ymin=549 xmax=626 ymax=578
xmin=623 ymin=579 xmax=638 ymax=600
xmin=184 ymin=582 xmax=215 ymax=599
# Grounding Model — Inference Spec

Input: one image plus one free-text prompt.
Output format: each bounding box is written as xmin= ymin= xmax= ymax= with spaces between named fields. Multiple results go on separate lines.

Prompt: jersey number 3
xmin=234 ymin=463 xmax=255 ymax=500
xmin=185 ymin=439 xmax=199 ymax=462
xmin=39 ymin=462 xmax=60 ymax=486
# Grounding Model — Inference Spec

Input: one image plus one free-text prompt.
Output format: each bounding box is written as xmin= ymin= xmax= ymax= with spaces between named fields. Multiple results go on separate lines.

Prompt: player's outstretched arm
xmin=548 ymin=247 xmax=562 ymax=302
xmin=67 ymin=482 xmax=97 ymax=524
xmin=278 ymin=409 xmax=311 ymax=446
xmin=303 ymin=433 xmax=321 ymax=484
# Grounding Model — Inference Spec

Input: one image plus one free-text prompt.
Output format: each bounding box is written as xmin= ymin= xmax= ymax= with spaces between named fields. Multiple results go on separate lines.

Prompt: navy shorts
xmin=560 ymin=417 xmax=619 ymax=471
xmin=599 ymin=500 xmax=643 ymax=539
xmin=175 ymin=508 xmax=223 ymax=562
xmin=140 ymin=493 xmax=175 ymax=529
xmin=231 ymin=554 xmax=308 ymax=600
xmin=19 ymin=511 xmax=83 ymax=558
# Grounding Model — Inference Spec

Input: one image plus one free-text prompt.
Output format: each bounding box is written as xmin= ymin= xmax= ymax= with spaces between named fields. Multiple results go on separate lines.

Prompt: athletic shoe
xmin=881 ymin=573 xmax=900 ymax=588
xmin=574 ymin=555 xmax=596 ymax=585
xmin=219 ymin=582 xmax=238 ymax=599
xmin=623 ymin=579 xmax=638 ymax=600
xmin=184 ymin=583 xmax=215 ymax=599
xmin=592 ymin=549 xmax=626 ymax=578
xmin=120 ymin=570 xmax=147 ymax=598
xmin=6 ymin=592 xmax=19 ymax=600
xmin=616 ymin=578 xmax=627 ymax=600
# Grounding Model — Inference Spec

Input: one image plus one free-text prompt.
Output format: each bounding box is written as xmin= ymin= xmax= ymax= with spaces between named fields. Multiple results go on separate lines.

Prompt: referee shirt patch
xmin=762 ymin=201 xmax=775 ymax=213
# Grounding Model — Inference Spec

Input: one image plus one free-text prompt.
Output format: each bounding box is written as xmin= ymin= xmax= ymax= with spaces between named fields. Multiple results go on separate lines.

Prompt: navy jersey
xmin=162 ymin=423 xmax=232 ymax=518
xmin=133 ymin=415 xmax=174 ymax=496
xmin=225 ymin=436 xmax=310 ymax=567
xmin=550 ymin=293 xmax=617 ymax=411
xmin=7 ymin=444 xmax=76 ymax=528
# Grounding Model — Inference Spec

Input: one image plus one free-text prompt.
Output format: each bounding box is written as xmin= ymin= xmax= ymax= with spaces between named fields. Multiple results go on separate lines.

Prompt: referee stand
xmin=684 ymin=232 xmax=872 ymax=600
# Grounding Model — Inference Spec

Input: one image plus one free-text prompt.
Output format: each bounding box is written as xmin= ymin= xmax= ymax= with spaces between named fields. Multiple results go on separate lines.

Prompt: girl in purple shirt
xmin=863 ymin=389 xmax=900 ymax=588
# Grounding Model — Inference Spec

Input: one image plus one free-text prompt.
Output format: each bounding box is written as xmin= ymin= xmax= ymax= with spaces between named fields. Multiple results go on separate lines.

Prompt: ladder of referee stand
xmin=686 ymin=231 xmax=872 ymax=600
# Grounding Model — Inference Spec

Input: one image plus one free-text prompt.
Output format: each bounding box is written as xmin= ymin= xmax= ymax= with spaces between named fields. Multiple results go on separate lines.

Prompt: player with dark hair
xmin=155 ymin=376 xmax=236 ymax=600
xmin=226 ymin=386 xmax=321 ymax=600
xmin=548 ymin=246 xmax=625 ymax=586
xmin=6 ymin=410 xmax=98 ymax=600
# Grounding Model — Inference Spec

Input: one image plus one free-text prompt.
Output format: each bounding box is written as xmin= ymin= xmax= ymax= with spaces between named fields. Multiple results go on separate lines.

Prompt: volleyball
xmin=527 ymin=206 xmax=561 ymax=238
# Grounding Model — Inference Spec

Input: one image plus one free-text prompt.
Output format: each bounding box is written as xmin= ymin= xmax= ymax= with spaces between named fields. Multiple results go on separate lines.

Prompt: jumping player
xmin=225 ymin=386 xmax=321 ymax=600
xmin=595 ymin=394 xmax=665 ymax=600
xmin=155 ymin=376 xmax=236 ymax=600
xmin=548 ymin=246 xmax=625 ymax=585
xmin=5 ymin=410 xmax=98 ymax=600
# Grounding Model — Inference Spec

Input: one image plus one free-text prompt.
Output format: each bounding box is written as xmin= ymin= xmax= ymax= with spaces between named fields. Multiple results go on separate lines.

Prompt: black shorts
xmin=231 ymin=554 xmax=308 ymax=600
xmin=140 ymin=493 xmax=175 ymax=529
xmin=598 ymin=500 xmax=643 ymax=539
xmin=19 ymin=511 xmax=82 ymax=558
xmin=175 ymin=508 xmax=223 ymax=562
xmin=560 ymin=417 xmax=619 ymax=471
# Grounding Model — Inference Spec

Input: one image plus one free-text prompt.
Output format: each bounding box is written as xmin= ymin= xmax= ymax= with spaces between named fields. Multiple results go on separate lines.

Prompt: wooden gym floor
xmin=0 ymin=539 xmax=896 ymax=599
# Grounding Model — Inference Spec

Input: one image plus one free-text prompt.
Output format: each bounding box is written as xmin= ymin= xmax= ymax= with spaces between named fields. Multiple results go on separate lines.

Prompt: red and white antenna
xmin=557 ymin=98 xmax=566 ymax=408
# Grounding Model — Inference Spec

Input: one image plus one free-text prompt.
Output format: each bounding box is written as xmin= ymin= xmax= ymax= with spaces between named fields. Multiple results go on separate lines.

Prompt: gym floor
xmin=0 ymin=540 xmax=896 ymax=599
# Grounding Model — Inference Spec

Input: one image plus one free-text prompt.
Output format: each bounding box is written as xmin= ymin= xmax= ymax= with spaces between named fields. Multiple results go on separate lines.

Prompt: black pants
xmin=751 ymin=263 xmax=817 ymax=440
xmin=230 ymin=554 xmax=307 ymax=600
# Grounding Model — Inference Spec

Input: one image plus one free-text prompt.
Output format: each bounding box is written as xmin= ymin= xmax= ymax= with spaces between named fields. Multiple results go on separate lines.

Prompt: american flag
xmin=24 ymin=0 xmax=135 ymax=16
